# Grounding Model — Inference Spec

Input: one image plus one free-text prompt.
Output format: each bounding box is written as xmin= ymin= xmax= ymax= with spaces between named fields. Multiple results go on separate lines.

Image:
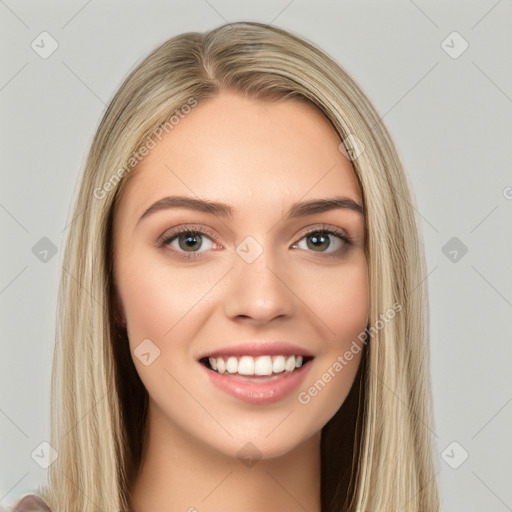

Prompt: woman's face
xmin=113 ymin=90 xmax=368 ymax=460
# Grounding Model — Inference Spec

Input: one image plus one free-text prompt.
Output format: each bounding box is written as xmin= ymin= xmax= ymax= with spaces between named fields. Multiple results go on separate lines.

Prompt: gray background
xmin=1 ymin=1 xmax=511 ymax=510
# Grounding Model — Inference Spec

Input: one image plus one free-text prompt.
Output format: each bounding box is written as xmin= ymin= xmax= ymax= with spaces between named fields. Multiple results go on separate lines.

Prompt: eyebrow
xmin=136 ymin=195 xmax=364 ymax=225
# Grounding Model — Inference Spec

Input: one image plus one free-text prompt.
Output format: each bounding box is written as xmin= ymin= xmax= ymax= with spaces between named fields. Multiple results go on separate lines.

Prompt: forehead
xmin=116 ymin=91 xmax=362 ymax=223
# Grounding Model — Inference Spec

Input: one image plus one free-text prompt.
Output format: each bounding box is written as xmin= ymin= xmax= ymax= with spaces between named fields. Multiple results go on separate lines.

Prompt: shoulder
xmin=11 ymin=494 xmax=51 ymax=512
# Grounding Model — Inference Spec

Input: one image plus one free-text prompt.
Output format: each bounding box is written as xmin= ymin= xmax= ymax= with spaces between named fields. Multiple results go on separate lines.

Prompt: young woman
xmin=12 ymin=21 xmax=440 ymax=512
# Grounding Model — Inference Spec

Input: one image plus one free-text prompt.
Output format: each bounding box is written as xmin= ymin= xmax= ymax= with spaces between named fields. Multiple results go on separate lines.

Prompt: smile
xmin=201 ymin=354 xmax=312 ymax=376
xmin=198 ymin=354 xmax=314 ymax=405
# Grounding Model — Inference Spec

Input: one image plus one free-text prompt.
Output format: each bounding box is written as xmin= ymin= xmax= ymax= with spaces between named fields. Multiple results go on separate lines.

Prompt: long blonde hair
xmin=33 ymin=21 xmax=439 ymax=511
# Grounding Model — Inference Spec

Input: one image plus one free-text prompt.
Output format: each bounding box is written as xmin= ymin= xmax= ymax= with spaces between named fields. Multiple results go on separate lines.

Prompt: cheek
xmin=293 ymin=259 xmax=367 ymax=429
xmin=115 ymin=252 xmax=222 ymax=345
xmin=114 ymin=254 xmax=217 ymax=407
xmin=117 ymin=263 xmax=172 ymax=341
xmin=303 ymin=257 xmax=369 ymax=345
xmin=331 ymin=266 xmax=368 ymax=344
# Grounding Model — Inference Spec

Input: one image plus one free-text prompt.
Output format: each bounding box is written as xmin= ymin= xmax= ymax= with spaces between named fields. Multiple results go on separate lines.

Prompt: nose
xmin=223 ymin=244 xmax=296 ymax=326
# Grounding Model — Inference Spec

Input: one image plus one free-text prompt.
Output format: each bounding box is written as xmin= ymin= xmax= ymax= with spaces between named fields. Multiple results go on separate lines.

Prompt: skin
xmin=113 ymin=90 xmax=368 ymax=512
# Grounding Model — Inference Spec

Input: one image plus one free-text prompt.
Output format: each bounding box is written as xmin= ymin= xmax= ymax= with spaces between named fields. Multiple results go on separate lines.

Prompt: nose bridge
xmin=223 ymin=235 xmax=294 ymax=322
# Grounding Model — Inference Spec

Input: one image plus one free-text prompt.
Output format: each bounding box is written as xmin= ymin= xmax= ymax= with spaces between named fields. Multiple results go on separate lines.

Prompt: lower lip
xmin=199 ymin=361 xmax=313 ymax=405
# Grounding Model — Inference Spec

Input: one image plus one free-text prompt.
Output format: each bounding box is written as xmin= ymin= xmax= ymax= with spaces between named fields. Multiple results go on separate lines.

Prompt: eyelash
xmin=157 ymin=224 xmax=353 ymax=261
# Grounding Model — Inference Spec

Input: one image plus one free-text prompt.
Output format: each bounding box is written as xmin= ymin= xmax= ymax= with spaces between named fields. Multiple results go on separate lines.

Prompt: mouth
xmin=198 ymin=354 xmax=314 ymax=404
xmin=196 ymin=341 xmax=315 ymax=404
xmin=199 ymin=354 xmax=314 ymax=380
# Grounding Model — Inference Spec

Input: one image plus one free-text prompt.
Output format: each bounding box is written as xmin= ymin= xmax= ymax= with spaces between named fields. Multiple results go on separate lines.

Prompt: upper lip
xmin=197 ymin=341 xmax=315 ymax=360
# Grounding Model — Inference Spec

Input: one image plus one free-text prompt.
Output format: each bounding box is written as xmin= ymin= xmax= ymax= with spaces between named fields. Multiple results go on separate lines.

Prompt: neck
xmin=129 ymin=400 xmax=322 ymax=512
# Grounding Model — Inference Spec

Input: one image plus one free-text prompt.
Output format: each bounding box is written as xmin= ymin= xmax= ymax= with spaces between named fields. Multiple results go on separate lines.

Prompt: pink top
xmin=12 ymin=495 xmax=51 ymax=512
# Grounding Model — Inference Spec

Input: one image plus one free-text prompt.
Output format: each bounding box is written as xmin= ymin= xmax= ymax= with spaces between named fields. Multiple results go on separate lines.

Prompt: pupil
xmin=179 ymin=233 xmax=202 ymax=251
xmin=307 ymin=232 xmax=330 ymax=251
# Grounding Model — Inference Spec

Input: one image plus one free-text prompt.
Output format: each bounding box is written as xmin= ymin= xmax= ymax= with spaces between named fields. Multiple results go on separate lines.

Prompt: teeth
xmin=285 ymin=356 xmax=296 ymax=372
xmin=272 ymin=355 xmax=286 ymax=373
xmin=216 ymin=357 xmax=226 ymax=374
xmin=254 ymin=355 xmax=273 ymax=376
xmin=238 ymin=356 xmax=255 ymax=375
xmin=206 ymin=355 xmax=307 ymax=376
xmin=226 ymin=356 xmax=238 ymax=374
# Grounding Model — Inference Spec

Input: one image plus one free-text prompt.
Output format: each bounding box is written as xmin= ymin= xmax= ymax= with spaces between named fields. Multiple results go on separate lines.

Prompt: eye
xmin=157 ymin=224 xmax=353 ymax=261
xmin=158 ymin=226 xmax=217 ymax=260
xmin=291 ymin=226 xmax=352 ymax=256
